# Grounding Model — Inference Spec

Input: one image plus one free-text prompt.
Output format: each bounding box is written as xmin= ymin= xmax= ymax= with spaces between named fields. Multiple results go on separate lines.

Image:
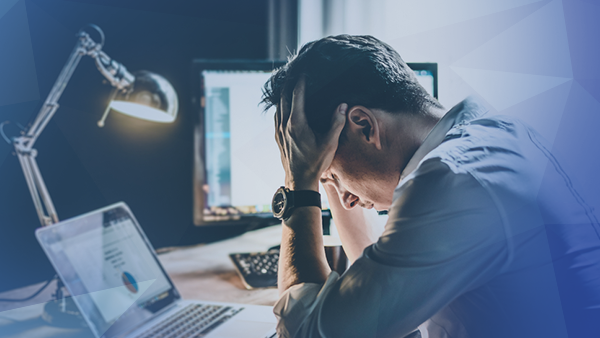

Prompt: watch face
xmin=272 ymin=187 xmax=287 ymax=218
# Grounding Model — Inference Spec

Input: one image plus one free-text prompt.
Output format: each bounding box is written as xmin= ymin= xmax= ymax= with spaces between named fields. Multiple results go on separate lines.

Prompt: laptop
xmin=36 ymin=202 xmax=277 ymax=338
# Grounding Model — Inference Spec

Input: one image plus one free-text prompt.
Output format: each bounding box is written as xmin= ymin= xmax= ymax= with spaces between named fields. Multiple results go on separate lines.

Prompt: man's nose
xmin=340 ymin=191 xmax=359 ymax=210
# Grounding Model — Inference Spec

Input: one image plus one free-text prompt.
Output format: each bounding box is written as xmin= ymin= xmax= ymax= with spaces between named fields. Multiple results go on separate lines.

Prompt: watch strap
xmin=282 ymin=189 xmax=321 ymax=221
xmin=291 ymin=190 xmax=321 ymax=209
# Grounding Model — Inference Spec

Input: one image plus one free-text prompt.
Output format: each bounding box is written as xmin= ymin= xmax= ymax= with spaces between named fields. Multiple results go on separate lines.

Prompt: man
xmin=261 ymin=35 xmax=600 ymax=338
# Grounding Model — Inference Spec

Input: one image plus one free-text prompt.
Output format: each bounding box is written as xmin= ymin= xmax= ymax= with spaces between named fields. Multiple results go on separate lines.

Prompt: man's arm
xmin=275 ymin=159 xmax=509 ymax=338
xmin=274 ymin=77 xmax=347 ymax=293
xmin=278 ymin=207 xmax=330 ymax=292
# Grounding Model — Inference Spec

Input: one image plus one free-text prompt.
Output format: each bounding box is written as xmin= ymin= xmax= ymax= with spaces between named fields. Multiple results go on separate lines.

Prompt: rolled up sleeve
xmin=274 ymin=272 xmax=340 ymax=338
xmin=273 ymin=158 xmax=509 ymax=338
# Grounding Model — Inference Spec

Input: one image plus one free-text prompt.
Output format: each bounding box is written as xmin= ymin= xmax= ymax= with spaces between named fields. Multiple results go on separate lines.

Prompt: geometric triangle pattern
xmin=543 ymin=81 xmax=600 ymax=211
xmin=383 ymin=0 xmax=545 ymax=39
xmin=499 ymin=80 xmax=572 ymax=146
xmin=451 ymin=67 xmax=571 ymax=111
xmin=84 ymin=279 xmax=155 ymax=337
xmin=388 ymin=0 xmax=549 ymax=106
xmin=452 ymin=0 xmax=572 ymax=78
xmin=0 ymin=279 xmax=155 ymax=336
xmin=389 ymin=0 xmax=548 ymax=64
xmin=576 ymin=79 xmax=600 ymax=106
xmin=562 ymin=0 xmax=600 ymax=81
xmin=0 ymin=0 xmax=20 ymax=20
xmin=0 ymin=0 xmax=40 ymax=106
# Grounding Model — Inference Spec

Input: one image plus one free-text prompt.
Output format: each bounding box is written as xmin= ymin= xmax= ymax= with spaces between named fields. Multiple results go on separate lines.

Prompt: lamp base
xmin=42 ymin=297 xmax=86 ymax=328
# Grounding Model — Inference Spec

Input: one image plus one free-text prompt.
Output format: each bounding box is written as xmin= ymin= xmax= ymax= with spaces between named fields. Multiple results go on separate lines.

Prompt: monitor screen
xmin=409 ymin=63 xmax=438 ymax=99
xmin=202 ymin=69 xmax=290 ymax=220
xmin=414 ymin=70 xmax=435 ymax=97
xmin=193 ymin=61 xmax=438 ymax=225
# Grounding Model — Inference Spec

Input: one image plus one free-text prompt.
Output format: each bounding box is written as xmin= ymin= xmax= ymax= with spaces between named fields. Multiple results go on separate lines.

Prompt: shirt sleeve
xmin=273 ymin=158 xmax=509 ymax=338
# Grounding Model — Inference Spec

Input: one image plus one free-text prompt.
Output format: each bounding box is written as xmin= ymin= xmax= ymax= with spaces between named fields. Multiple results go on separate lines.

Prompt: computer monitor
xmin=409 ymin=63 xmax=438 ymax=99
xmin=192 ymin=60 xmax=438 ymax=225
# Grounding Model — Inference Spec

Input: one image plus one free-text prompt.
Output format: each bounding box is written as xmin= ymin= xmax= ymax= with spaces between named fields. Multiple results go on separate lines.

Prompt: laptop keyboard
xmin=137 ymin=303 xmax=242 ymax=338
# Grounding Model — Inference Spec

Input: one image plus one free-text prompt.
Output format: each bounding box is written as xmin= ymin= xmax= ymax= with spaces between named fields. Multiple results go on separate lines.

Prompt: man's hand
xmin=275 ymin=77 xmax=347 ymax=293
xmin=275 ymin=77 xmax=347 ymax=191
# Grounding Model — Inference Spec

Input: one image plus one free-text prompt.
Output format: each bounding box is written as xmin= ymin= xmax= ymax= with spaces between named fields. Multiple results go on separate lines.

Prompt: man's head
xmin=262 ymin=35 xmax=443 ymax=211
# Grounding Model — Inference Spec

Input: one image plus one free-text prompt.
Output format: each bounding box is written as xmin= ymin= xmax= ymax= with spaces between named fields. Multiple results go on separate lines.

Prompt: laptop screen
xmin=36 ymin=203 xmax=180 ymax=338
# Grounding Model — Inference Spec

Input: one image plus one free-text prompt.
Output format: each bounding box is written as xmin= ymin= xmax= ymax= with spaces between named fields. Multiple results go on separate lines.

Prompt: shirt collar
xmin=399 ymin=96 xmax=489 ymax=182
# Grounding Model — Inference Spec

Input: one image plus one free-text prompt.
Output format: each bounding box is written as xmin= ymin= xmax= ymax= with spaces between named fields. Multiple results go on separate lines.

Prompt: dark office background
xmin=0 ymin=0 xmax=274 ymax=292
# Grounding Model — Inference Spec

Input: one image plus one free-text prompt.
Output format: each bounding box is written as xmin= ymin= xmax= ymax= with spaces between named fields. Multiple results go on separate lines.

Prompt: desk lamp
xmin=3 ymin=24 xmax=177 ymax=327
xmin=11 ymin=24 xmax=178 ymax=227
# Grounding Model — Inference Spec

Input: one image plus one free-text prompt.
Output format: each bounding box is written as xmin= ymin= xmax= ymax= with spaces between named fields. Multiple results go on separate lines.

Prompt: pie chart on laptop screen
xmin=122 ymin=271 xmax=139 ymax=293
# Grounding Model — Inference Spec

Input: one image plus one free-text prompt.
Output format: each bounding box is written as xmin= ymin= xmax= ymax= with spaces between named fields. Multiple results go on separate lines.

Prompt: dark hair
xmin=262 ymin=35 xmax=443 ymax=134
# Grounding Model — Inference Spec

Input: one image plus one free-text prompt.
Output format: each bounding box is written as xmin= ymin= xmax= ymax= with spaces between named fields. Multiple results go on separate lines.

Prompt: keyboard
xmin=137 ymin=303 xmax=241 ymax=338
xmin=229 ymin=250 xmax=279 ymax=289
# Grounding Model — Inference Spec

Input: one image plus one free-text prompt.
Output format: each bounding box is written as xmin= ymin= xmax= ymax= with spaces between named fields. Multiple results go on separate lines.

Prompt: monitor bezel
xmin=408 ymin=62 xmax=438 ymax=99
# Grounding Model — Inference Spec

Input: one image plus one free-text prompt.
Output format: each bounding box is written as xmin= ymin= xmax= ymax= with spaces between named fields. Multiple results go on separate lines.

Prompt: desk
xmin=157 ymin=224 xmax=281 ymax=306
xmin=0 ymin=225 xmax=282 ymax=338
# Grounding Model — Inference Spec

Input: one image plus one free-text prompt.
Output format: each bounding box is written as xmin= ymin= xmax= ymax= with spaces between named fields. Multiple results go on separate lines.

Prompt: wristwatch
xmin=271 ymin=186 xmax=321 ymax=221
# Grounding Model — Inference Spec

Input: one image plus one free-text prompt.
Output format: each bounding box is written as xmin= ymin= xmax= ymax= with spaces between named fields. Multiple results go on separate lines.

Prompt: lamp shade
xmin=109 ymin=71 xmax=178 ymax=123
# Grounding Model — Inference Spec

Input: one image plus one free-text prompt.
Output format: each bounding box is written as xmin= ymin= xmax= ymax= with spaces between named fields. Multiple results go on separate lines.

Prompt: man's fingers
xmin=274 ymin=105 xmax=283 ymax=146
xmin=280 ymin=94 xmax=291 ymax=130
xmin=324 ymin=103 xmax=347 ymax=146
xmin=289 ymin=76 xmax=307 ymax=127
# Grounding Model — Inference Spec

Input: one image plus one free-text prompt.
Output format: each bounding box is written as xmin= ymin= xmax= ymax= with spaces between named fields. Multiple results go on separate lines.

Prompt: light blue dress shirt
xmin=274 ymin=97 xmax=600 ymax=338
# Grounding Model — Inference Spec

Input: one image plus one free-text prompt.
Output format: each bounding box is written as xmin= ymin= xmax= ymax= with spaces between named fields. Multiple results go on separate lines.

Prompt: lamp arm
xmin=13 ymin=146 xmax=58 ymax=226
xmin=12 ymin=26 xmax=134 ymax=226
xmin=25 ymin=36 xmax=88 ymax=147
xmin=91 ymin=50 xmax=135 ymax=90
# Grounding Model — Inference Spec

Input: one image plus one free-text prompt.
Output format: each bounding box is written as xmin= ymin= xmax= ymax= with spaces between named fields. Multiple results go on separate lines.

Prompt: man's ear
xmin=347 ymin=106 xmax=382 ymax=150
